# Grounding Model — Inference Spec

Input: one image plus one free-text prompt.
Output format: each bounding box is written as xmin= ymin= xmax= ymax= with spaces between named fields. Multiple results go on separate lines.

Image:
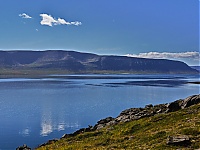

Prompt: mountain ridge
xmin=0 ymin=50 xmax=198 ymax=74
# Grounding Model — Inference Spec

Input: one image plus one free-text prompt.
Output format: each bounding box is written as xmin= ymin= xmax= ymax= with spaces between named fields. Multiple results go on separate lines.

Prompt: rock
xmin=61 ymin=134 xmax=69 ymax=139
xmin=166 ymin=94 xmax=200 ymax=112
xmin=166 ymin=100 xmax=183 ymax=112
xmin=120 ymin=108 xmax=142 ymax=116
xmin=115 ymin=103 xmax=169 ymax=123
xmin=39 ymin=139 xmax=59 ymax=147
xmin=81 ymin=95 xmax=199 ymax=132
xmin=106 ymin=120 xmax=117 ymax=126
xmin=93 ymin=117 xmax=114 ymax=130
xmin=145 ymin=104 xmax=153 ymax=108
xmin=95 ymin=124 xmax=105 ymax=130
xmin=181 ymin=95 xmax=200 ymax=109
xmin=153 ymin=103 xmax=168 ymax=113
xmin=61 ymin=126 xmax=93 ymax=138
xmin=167 ymin=135 xmax=190 ymax=146
xmin=97 ymin=117 xmax=114 ymax=124
xmin=16 ymin=144 xmax=31 ymax=150
xmin=115 ymin=115 xmax=130 ymax=122
xmin=72 ymin=128 xmax=87 ymax=135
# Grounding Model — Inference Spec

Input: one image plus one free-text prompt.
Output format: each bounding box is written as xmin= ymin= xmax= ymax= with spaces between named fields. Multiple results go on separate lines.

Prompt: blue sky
xmin=0 ymin=0 xmax=199 ymax=65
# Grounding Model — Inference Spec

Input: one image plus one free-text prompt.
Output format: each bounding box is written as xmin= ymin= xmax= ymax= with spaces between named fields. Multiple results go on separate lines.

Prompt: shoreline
xmin=0 ymin=67 xmax=199 ymax=78
xmin=35 ymin=94 xmax=200 ymax=149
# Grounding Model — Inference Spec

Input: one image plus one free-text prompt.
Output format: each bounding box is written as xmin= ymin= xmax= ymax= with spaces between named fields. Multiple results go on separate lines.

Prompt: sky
xmin=0 ymin=0 xmax=199 ymax=65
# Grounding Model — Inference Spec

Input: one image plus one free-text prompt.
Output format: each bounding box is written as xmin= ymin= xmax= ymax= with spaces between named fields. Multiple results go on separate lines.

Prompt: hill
xmin=35 ymin=94 xmax=200 ymax=150
xmin=0 ymin=50 xmax=198 ymax=74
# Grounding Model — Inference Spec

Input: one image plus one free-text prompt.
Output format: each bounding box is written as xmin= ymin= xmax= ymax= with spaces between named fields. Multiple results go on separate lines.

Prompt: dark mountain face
xmin=0 ymin=50 xmax=198 ymax=74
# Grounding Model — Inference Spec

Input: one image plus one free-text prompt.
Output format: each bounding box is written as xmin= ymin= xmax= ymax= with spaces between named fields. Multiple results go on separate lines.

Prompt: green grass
xmin=36 ymin=103 xmax=200 ymax=150
xmin=1 ymin=67 xmax=197 ymax=77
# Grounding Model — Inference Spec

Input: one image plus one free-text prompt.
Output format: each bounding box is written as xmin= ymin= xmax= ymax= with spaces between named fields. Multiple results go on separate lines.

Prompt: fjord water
xmin=0 ymin=74 xmax=199 ymax=149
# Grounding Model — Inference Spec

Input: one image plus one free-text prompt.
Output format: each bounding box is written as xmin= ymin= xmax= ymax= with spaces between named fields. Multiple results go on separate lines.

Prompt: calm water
xmin=0 ymin=74 xmax=199 ymax=149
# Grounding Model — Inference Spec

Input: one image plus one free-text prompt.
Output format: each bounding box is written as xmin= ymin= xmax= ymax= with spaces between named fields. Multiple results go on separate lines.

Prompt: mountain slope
xmin=0 ymin=50 xmax=198 ymax=74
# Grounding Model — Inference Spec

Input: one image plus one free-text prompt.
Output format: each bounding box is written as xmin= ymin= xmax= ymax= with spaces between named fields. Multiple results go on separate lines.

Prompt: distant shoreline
xmin=0 ymin=73 xmax=199 ymax=86
xmin=187 ymin=81 xmax=200 ymax=84
xmin=0 ymin=68 xmax=199 ymax=77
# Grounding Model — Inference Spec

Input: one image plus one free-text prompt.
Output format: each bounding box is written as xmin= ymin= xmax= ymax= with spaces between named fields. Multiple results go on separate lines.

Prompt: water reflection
xmin=19 ymin=128 xmax=31 ymax=137
xmin=40 ymin=121 xmax=81 ymax=136
xmin=41 ymin=122 xmax=53 ymax=136
xmin=58 ymin=123 xmax=65 ymax=131
xmin=0 ymin=74 xmax=198 ymax=149
xmin=105 ymin=80 xmax=188 ymax=87
xmin=40 ymin=101 xmax=81 ymax=137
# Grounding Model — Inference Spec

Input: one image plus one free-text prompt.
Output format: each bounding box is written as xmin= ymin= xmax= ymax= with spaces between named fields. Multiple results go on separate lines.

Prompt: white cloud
xmin=40 ymin=14 xmax=82 ymax=27
xmin=70 ymin=21 xmax=82 ymax=26
xmin=40 ymin=14 xmax=57 ymax=27
xmin=125 ymin=51 xmax=200 ymax=60
xmin=19 ymin=13 xmax=32 ymax=19
xmin=57 ymin=18 xmax=71 ymax=25
xmin=125 ymin=51 xmax=200 ymax=65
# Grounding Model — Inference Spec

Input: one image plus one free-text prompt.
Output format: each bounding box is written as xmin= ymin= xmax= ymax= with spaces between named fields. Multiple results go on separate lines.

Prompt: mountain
xmin=0 ymin=50 xmax=198 ymax=74
xmin=190 ymin=66 xmax=200 ymax=72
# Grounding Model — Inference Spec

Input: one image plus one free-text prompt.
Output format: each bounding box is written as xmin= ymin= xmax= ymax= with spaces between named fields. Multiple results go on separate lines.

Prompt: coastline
xmin=34 ymin=94 xmax=200 ymax=150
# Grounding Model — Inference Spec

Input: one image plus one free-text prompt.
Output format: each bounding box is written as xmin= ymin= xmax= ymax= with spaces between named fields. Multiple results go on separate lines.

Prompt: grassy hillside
xmin=36 ymin=103 xmax=200 ymax=150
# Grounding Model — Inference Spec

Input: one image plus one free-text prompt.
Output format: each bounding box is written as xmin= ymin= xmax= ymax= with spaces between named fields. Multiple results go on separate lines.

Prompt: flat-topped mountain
xmin=0 ymin=50 xmax=198 ymax=74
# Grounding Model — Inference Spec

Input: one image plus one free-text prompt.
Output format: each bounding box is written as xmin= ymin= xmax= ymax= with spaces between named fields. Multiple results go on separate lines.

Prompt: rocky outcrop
xmin=166 ymin=94 xmax=200 ymax=112
xmin=38 ymin=139 xmax=59 ymax=147
xmin=93 ymin=94 xmax=200 ymax=130
xmin=166 ymin=100 xmax=183 ymax=112
xmin=181 ymin=94 xmax=200 ymax=108
xmin=167 ymin=135 xmax=190 ymax=146
xmin=60 ymin=95 xmax=200 ymax=134
xmin=16 ymin=144 xmax=31 ymax=150
xmin=93 ymin=117 xmax=115 ymax=130
xmin=37 ymin=94 xmax=200 ymax=149
xmin=61 ymin=94 xmax=200 ymax=134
